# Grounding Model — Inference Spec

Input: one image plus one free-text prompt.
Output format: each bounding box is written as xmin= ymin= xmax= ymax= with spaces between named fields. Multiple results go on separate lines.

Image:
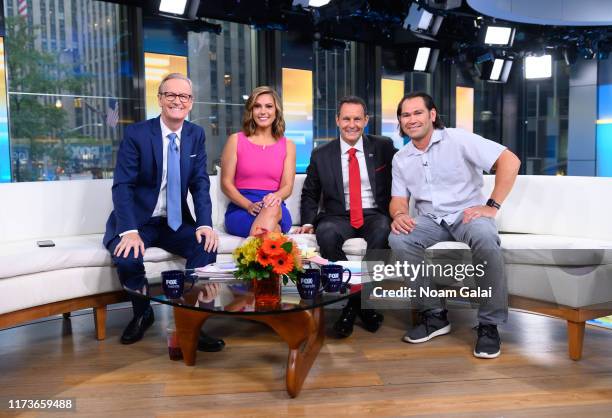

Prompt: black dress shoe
xmin=358 ymin=309 xmax=384 ymax=333
xmin=197 ymin=332 xmax=225 ymax=352
xmin=120 ymin=306 xmax=155 ymax=345
xmin=334 ymin=305 xmax=357 ymax=338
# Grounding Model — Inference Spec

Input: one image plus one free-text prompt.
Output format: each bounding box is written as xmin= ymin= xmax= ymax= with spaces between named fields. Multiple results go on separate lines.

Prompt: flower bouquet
xmin=232 ymin=230 xmax=303 ymax=307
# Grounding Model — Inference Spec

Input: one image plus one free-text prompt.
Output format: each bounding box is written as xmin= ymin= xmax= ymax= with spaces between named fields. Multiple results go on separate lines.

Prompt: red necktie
xmin=348 ymin=148 xmax=364 ymax=229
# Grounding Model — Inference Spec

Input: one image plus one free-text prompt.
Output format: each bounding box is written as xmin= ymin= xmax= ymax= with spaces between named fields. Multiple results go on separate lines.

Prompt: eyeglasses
xmin=159 ymin=92 xmax=193 ymax=103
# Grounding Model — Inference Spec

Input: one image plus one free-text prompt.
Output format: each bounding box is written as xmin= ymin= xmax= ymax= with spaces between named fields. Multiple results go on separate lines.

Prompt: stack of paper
xmin=194 ymin=262 xmax=237 ymax=279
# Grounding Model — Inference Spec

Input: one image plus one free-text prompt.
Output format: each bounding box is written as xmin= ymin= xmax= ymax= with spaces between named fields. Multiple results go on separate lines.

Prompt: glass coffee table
xmin=124 ymin=272 xmax=360 ymax=398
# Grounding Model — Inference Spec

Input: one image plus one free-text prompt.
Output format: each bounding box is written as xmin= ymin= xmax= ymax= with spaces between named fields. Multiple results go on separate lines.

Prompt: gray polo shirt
xmin=391 ymin=128 xmax=506 ymax=225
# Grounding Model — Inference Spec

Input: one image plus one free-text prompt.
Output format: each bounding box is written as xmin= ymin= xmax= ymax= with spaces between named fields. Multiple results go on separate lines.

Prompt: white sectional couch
xmin=431 ymin=175 xmax=612 ymax=359
xmin=0 ymin=174 xmax=611 ymax=359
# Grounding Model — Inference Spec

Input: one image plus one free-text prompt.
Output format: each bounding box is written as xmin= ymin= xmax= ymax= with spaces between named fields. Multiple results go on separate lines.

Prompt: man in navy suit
xmin=103 ymin=73 xmax=224 ymax=351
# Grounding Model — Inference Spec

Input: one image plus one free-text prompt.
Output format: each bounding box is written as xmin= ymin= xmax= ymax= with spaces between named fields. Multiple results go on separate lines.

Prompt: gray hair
xmin=158 ymin=73 xmax=193 ymax=94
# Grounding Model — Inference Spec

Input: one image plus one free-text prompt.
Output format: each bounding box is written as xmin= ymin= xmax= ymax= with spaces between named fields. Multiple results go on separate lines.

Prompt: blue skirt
xmin=225 ymin=189 xmax=293 ymax=238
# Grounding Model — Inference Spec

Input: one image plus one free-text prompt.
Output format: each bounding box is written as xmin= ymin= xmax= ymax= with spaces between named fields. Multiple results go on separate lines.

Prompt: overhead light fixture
xmin=481 ymin=57 xmax=514 ymax=83
xmin=413 ymin=47 xmax=439 ymax=72
xmin=159 ymin=0 xmax=186 ymax=15
xmin=416 ymin=10 xmax=433 ymax=30
xmin=424 ymin=0 xmax=462 ymax=10
xmin=525 ymin=55 xmax=552 ymax=79
xmin=414 ymin=48 xmax=431 ymax=71
xmin=403 ymin=4 xmax=444 ymax=37
xmin=481 ymin=25 xmax=515 ymax=47
xmin=157 ymin=0 xmax=200 ymax=20
xmin=292 ymin=0 xmax=330 ymax=7
xmin=490 ymin=59 xmax=505 ymax=80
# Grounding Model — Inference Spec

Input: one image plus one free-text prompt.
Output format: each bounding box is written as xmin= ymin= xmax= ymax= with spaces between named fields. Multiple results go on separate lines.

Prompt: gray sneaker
xmin=403 ymin=309 xmax=451 ymax=343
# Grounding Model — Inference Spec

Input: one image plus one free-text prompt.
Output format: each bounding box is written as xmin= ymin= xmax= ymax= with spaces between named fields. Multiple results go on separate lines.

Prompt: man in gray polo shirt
xmin=388 ymin=92 xmax=520 ymax=359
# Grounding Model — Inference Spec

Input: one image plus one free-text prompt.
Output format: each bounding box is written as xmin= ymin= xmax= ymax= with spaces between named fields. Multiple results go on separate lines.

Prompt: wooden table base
xmin=173 ymin=306 xmax=325 ymax=398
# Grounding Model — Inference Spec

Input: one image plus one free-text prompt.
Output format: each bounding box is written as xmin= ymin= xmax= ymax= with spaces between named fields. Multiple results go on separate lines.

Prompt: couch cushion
xmin=506 ymin=263 xmax=612 ymax=308
xmin=0 ymin=180 xmax=114 ymax=244
xmin=287 ymin=233 xmax=319 ymax=250
xmin=491 ymin=175 xmax=612 ymax=241
xmin=285 ymin=232 xmax=612 ymax=265
xmin=217 ymin=231 xmax=246 ymax=254
xmin=210 ymin=170 xmax=231 ymax=231
xmin=342 ymin=238 xmax=368 ymax=257
xmin=0 ymin=235 xmax=182 ymax=279
xmin=287 ymin=233 xmax=368 ymax=258
xmin=427 ymin=233 xmax=612 ymax=265
xmin=6 ymin=230 xmax=601 ymax=281
xmin=0 ymin=261 xmax=185 ymax=315
xmin=285 ymin=175 xmax=305 ymax=226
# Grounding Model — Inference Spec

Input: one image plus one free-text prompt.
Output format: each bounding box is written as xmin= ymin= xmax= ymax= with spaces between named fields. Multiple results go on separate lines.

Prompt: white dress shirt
xmin=152 ymin=118 xmax=183 ymax=218
xmin=340 ymin=136 xmax=376 ymax=210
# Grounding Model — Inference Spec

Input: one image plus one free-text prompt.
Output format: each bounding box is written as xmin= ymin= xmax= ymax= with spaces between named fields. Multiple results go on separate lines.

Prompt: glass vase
xmin=253 ymin=273 xmax=281 ymax=309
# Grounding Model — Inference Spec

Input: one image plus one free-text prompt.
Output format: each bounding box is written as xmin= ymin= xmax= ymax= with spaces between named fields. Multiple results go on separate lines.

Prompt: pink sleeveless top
xmin=234 ymin=132 xmax=287 ymax=191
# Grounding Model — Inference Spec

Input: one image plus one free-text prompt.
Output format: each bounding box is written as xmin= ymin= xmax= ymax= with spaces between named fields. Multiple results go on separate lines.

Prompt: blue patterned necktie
xmin=166 ymin=133 xmax=182 ymax=231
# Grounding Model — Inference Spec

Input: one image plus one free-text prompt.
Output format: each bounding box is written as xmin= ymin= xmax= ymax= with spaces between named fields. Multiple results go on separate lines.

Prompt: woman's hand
xmin=248 ymin=201 xmax=263 ymax=216
xmin=262 ymin=192 xmax=282 ymax=208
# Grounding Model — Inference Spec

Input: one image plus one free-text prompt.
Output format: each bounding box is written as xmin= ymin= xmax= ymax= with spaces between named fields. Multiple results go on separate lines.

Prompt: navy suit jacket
xmin=300 ymin=134 xmax=397 ymax=227
xmin=103 ymin=117 xmax=212 ymax=247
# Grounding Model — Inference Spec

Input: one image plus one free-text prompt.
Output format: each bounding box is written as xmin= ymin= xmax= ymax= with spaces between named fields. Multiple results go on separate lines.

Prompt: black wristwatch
xmin=486 ymin=198 xmax=501 ymax=210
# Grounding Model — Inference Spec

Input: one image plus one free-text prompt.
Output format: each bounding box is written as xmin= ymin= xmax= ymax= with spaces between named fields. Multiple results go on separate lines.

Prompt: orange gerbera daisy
xmin=270 ymin=254 xmax=294 ymax=275
xmin=256 ymin=248 xmax=273 ymax=267
xmin=260 ymin=236 xmax=287 ymax=256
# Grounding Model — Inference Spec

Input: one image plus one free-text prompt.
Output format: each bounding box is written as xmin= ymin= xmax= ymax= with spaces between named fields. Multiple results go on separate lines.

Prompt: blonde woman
xmin=221 ymin=86 xmax=296 ymax=237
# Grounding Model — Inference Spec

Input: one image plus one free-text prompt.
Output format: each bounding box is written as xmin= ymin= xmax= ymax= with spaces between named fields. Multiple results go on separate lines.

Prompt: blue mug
xmin=296 ymin=269 xmax=322 ymax=299
xmin=161 ymin=270 xmax=194 ymax=299
xmin=321 ymin=264 xmax=352 ymax=293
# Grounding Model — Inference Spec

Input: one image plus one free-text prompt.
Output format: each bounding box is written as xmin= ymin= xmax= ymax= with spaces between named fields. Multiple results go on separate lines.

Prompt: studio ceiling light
xmin=413 ymin=47 xmax=439 ymax=72
xmin=309 ymin=0 xmax=331 ymax=7
xmin=404 ymin=4 xmax=444 ymax=37
xmin=482 ymin=25 xmax=515 ymax=47
xmin=157 ymin=0 xmax=200 ymax=20
xmin=414 ymin=47 xmax=431 ymax=71
xmin=525 ymin=55 xmax=552 ymax=79
xmin=481 ymin=57 xmax=514 ymax=83
xmin=159 ymin=0 xmax=187 ymax=15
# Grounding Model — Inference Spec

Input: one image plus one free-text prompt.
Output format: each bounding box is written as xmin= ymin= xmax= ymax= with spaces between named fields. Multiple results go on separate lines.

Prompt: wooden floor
xmin=1 ymin=304 xmax=612 ymax=418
